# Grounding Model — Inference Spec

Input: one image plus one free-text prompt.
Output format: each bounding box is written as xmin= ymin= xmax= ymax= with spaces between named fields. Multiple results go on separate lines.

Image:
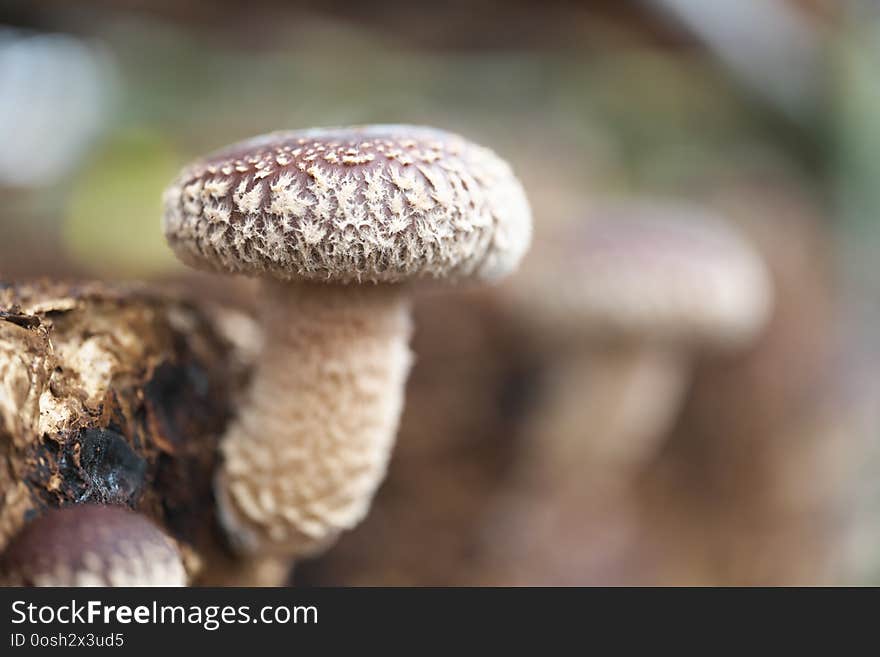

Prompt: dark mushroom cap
xmin=520 ymin=201 xmax=773 ymax=349
xmin=163 ymin=125 xmax=532 ymax=285
xmin=0 ymin=505 xmax=186 ymax=586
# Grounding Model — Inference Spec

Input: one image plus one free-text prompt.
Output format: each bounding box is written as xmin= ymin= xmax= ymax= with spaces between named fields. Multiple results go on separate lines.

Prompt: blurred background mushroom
xmin=0 ymin=0 xmax=878 ymax=586
xmin=463 ymin=202 xmax=773 ymax=585
xmin=504 ymin=202 xmax=772 ymax=478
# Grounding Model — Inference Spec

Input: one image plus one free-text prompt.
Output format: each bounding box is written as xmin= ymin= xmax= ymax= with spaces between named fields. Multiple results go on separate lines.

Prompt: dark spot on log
xmin=0 ymin=310 xmax=40 ymax=329
xmin=146 ymin=358 xmax=226 ymax=545
xmin=145 ymin=361 xmax=211 ymax=448
xmin=78 ymin=428 xmax=146 ymax=504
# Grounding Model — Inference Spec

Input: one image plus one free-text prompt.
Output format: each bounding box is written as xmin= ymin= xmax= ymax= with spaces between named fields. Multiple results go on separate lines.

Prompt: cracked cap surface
xmin=162 ymin=125 xmax=532 ymax=285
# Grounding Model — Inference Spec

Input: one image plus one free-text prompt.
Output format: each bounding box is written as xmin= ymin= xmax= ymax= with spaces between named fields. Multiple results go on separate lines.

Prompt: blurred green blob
xmin=833 ymin=22 xmax=880 ymax=240
xmin=64 ymin=128 xmax=182 ymax=277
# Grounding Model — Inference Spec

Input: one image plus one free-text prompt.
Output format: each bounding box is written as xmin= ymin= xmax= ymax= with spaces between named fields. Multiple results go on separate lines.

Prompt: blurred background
xmin=0 ymin=0 xmax=878 ymax=585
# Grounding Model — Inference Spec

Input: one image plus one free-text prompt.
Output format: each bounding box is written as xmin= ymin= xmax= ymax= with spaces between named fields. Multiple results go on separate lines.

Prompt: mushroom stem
xmin=528 ymin=345 xmax=689 ymax=482
xmin=215 ymin=280 xmax=413 ymax=556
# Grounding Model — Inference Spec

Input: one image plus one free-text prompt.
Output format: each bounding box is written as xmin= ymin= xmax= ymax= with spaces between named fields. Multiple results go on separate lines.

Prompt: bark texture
xmin=0 ymin=280 xmax=247 ymax=583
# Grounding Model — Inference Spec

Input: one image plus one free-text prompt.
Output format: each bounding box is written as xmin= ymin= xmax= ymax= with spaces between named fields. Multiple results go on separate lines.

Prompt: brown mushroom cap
xmin=163 ymin=125 xmax=532 ymax=285
xmin=521 ymin=201 xmax=773 ymax=349
xmin=0 ymin=505 xmax=186 ymax=586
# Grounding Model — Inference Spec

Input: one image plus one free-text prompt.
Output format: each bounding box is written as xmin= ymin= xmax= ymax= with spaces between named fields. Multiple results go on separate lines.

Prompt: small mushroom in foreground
xmin=162 ymin=125 xmax=531 ymax=557
xmin=507 ymin=200 xmax=773 ymax=480
xmin=0 ymin=504 xmax=186 ymax=586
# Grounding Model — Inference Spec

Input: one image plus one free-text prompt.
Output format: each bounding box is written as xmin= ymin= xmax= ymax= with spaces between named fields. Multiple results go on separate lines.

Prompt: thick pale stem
xmin=215 ymin=281 xmax=413 ymax=556
xmin=527 ymin=344 xmax=689 ymax=486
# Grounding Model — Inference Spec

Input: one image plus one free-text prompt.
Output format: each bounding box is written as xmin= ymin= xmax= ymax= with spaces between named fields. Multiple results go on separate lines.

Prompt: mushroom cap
xmin=163 ymin=125 xmax=532 ymax=285
xmin=519 ymin=201 xmax=773 ymax=349
xmin=0 ymin=505 xmax=187 ymax=586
